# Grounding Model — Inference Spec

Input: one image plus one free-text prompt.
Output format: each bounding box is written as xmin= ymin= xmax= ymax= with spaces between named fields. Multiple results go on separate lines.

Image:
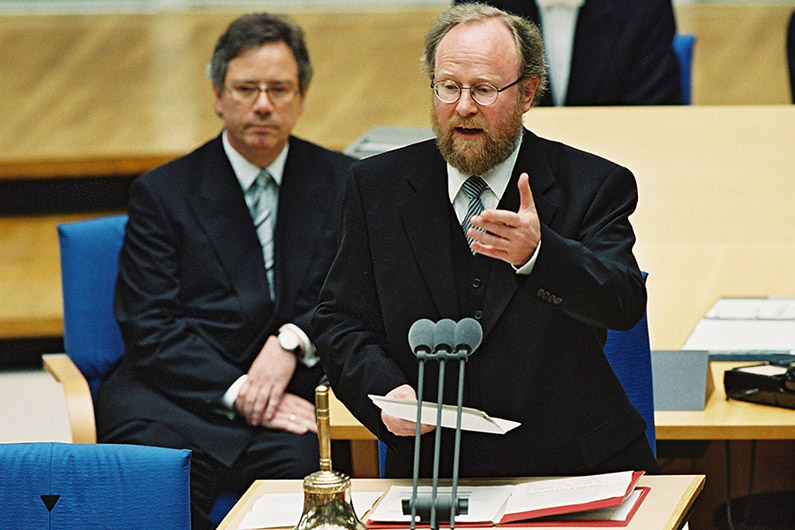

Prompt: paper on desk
xmin=547 ymin=487 xmax=644 ymax=522
xmin=367 ymin=485 xmax=514 ymax=524
xmin=704 ymin=297 xmax=795 ymax=320
xmin=239 ymin=491 xmax=383 ymax=529
xmin=683 ymin=297 xmax=795 ymax=352
xmin=368 ymin=395 xmax=520 ymax=434
xmin=502 ymin=470 xmax=635 ymax=520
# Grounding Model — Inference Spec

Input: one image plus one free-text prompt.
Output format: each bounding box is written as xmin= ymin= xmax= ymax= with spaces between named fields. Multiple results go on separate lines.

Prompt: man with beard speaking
xmin=313 ymin=3 xmax=657 ymax=478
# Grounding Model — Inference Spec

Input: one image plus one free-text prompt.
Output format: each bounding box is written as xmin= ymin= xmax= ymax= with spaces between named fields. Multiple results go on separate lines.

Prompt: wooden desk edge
xmin=216 ymin=475 xmax=706 ymax=530
xmin=664 ymin=475 xmax=705 ymax=530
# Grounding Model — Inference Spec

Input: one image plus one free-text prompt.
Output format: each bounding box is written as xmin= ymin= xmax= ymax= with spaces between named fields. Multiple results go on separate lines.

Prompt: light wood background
xmin=0 ymin=3 xmax=793 ymax=341
xmin=0 ymin=4 xmax=793 ymax=177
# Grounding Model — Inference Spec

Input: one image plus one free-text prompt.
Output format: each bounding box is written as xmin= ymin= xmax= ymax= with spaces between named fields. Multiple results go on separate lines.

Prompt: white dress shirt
xmin=536 ymin=0 xmax=585 ymax=106
xmin=447 ymin=139 xmax=541 ymax=274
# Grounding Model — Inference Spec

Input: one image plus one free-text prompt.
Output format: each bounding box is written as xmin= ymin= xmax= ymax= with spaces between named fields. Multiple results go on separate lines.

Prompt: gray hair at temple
xmin=207 ymin=12 xmax=313 ymax=94
xmin=421 ymin=2 xmax=547 ymax=106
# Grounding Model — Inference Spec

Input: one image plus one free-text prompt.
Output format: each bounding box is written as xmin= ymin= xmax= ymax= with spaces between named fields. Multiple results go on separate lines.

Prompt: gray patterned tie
xmin=461 ymin=176 xmax=488 ymax=252
xmin=246 ymin=169 xmax=277 ymax=298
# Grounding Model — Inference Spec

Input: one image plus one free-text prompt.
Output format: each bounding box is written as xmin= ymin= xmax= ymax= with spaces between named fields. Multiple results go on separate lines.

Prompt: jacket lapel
xmin=186 ymin=137 xmax=272 ymax=324
xmin=398 ymin=145 xmax=459 ymax=319
xmin=480 ymin=130 xmax=560 ymax=338
xmin=271 ymin=138 xmax=324 ymax=315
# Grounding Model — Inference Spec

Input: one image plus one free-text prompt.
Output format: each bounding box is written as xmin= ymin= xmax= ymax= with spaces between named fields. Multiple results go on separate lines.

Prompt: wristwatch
xmin=278 ymin=329 xmax=303 ymax=357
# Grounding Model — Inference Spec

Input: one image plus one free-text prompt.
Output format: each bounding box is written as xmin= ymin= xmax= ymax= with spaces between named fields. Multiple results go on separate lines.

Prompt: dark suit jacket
xmin=96 ymin=135 xmax=353 ymax=467
xmin=456 ymin=0 xmax=682 ymax=106
xmin=314 ymin=129 xmax=654 ymax=477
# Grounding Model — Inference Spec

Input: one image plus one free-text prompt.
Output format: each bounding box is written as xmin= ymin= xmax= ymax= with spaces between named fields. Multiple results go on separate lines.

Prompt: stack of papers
xmin=683 ymin=297 xmax=795 ymax=359
xmin=365 ymin=471 xmax=646 ymax=528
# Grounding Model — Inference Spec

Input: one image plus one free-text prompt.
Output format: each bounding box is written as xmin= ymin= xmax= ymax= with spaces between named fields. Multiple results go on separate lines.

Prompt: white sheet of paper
xmin=367 ymin=485 xmax=513 ymax=524
xmin=683 ymin=319 xmax=795 ymax=351
xmin=239 ymin=491 xmax=383 ymax=529
xmin=705 ymin=297 xmax=795 ymax=320
xmin=503 ymin=470 xmax=634 ymax=516
xmin=368 ymin=395 xmax=521 ymax=434
xmin=550 ymin=488 xmax=643 ymax=522
xmin=683 ymin=297 xmax=795 ymax=352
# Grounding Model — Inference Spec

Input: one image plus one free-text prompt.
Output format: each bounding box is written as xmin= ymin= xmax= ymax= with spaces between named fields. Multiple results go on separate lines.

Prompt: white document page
xmin=683 ymin=297 xmax=795 ymax=352
xmin=239 ymin=491 xmax=383 ymax=530
xmin=683 ymin=320 xmax=795 ymax=351
xmin=549 ymin=488 xmax=643 ymax=522
xmin=367 ymin=485 xmax=514 ymax=524
xmin=503 ymin=470 xmax=634 ymax=518
xmin=368 ymin=395 xmax=521 ymax=434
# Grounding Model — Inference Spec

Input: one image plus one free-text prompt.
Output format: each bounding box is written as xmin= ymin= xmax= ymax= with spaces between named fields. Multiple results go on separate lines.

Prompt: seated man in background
xmin=314 ymin=3 xmax=658 ymax=479
xmin=456 ymin=0 xmax=683 ymax=106
xmin=96 ymin=13 xmax=354 ymax=529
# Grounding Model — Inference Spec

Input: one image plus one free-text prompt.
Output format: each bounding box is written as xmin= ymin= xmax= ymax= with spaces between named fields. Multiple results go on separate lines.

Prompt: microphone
xmin=408 ymin=318 xmax=435 ymax=356
xmin=432 ymin=318 xmax=456 ymax=354
xmin=454 ymin=318 xmax=482 ymax=356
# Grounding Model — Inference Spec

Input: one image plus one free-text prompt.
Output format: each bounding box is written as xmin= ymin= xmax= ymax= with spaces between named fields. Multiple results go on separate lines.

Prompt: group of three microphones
xmin=405 ymin=317 xmax=482 ymax=529
xmin=407 ymin=317 xmax=483 ymax=358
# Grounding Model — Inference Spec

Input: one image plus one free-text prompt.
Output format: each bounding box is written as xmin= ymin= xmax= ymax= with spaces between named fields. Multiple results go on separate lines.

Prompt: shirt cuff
xmin=513 ymin=240 xmax=541 ymax=275
xmin=215 ymin=374 xmax=247 ymax=419
xmin=280 ymin=323 xmax=320 ymax=368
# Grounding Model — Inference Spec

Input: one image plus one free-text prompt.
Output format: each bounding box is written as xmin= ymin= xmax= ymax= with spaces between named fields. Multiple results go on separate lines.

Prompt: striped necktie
xmin=461 ymin=176 xmax=488 ymax=252
xmin=246 ymin=169 xmax=277 ymax=299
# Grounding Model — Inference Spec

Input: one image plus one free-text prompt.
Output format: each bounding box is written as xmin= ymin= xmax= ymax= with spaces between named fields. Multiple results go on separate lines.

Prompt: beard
xmin=431 ymin=105 xmax=524 ymax=176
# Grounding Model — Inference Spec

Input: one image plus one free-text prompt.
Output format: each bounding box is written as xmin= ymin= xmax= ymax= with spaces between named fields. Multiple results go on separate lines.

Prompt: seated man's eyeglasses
xmin=225 ymin=82 xmax=300 ymax=105
xmin=431 ymin=78 xmax=523 ymax=106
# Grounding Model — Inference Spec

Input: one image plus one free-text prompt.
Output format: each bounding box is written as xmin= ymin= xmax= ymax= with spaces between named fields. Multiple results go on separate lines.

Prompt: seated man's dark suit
xmin=314 ymin=129 xmax=658 ymax=478
xmin=457 ymin=0 xmax=683 ymax=106
xmin=96 ymin=135 xmax=353 ymax=514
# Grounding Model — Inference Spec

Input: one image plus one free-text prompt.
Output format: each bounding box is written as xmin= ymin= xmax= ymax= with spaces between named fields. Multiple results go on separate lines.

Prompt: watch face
xmin=279 ymin=332 xmax=300 ymax=353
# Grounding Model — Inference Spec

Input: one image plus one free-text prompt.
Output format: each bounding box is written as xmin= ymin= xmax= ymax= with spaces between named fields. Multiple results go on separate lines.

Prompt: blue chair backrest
xmin=0 ymin=442 xmax=191 ymax=529
xmin=672 ymin=33 xmax=696 ymax=105
xmin=604 ymin=272 xmax=656 ymax=456
xmin=58 ymin=214 xmax=128 ymax=399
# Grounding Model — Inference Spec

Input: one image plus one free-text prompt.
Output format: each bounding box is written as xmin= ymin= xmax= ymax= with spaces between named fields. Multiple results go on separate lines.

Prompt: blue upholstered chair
xmin=0 ymin=442 xmax=191 ymax=529
xmin=43 ymin=214 xmax=238 ymax=525
xmin=672 ymin=33 xmax=696 ymax=105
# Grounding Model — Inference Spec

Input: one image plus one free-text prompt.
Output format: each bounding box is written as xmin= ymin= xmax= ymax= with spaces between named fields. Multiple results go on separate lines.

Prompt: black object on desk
xmin=724 ymin=362 xmax=795 ymax=409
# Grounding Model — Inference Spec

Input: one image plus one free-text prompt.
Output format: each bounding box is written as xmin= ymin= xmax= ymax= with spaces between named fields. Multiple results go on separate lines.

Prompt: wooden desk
xmin=217 ymin=475 xmax=705 ymax=530
xmin=656 ymin=361 xmax=795 ymax=441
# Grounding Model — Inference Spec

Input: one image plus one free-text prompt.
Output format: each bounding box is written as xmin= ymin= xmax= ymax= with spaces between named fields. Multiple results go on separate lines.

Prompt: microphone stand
xmin=405 ymin=318 xmax=478 ymax=530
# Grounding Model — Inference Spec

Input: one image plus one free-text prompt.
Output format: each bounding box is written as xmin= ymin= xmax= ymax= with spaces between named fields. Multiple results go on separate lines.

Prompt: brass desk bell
xmin=293 ymin=385 xmax=367 ymax=530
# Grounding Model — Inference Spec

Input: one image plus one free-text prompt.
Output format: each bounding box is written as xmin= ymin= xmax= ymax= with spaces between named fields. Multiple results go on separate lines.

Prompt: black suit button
xmin=474 ymin=310 xmax=483 ymax=320
xmin=472 ymin=278 xmax=482 ymax=288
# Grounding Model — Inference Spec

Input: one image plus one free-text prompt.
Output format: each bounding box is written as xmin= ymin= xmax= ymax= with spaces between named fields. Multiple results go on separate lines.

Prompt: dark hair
xmin=421 ymin=2 xmax=547 ymax=106
xmin=207 ymin=12 xmax=313 ymax=93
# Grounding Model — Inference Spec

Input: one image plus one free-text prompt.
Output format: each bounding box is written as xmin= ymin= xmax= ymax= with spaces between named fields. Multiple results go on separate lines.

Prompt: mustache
xmin=446 ymin=116 xmax=488 ymax=132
